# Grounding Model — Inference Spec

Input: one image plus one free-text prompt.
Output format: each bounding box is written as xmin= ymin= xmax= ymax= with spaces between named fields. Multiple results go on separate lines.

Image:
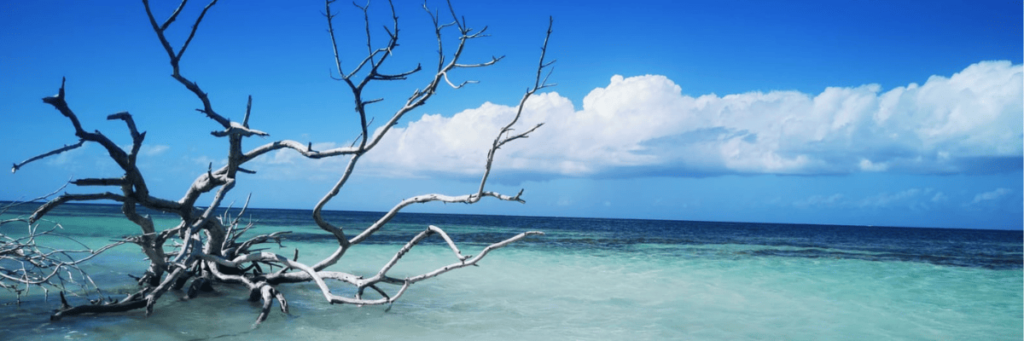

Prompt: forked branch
xmin=142 ymin=0 xmax=229 ymax=128
xmin=13 ymin=0 xmax=552 ymax=327
xmin=1 ymin=194 xmax=128 ymax=305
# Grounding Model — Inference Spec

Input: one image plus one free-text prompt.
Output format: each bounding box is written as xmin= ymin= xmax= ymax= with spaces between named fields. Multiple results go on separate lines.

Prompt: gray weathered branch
xmin=1 ymin=196 xmax=128 ymax=305
xmin=14 ymin=0 xmax=552 ymax=326
xmin=11 ymin=140 xmax=85 ymax=174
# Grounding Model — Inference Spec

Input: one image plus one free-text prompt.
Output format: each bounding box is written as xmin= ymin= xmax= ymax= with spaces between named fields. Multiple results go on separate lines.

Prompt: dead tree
xmin=0 ymin=185 xmax=126 ymax=305
xmin=9 ymin=0 xmax=552 ymax=326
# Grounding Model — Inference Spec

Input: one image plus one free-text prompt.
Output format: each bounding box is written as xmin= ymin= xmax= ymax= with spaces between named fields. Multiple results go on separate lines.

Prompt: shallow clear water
xmin=1 ymin=203 xmax=1021 ymax=340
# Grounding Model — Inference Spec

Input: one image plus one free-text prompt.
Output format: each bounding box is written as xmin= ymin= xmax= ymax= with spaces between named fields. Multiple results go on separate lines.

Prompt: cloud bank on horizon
xmin=339 ymin=60 xmax=1021 ymax=180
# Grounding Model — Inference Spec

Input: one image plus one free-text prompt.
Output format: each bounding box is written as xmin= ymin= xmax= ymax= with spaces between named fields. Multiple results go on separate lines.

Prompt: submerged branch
xmin=11 ymin=0 xmax=553 ymax=325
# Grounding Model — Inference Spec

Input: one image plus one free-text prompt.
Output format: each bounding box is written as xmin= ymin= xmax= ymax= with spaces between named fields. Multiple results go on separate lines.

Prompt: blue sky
xmin=1 ymin=1 xmax=1021 ymax=229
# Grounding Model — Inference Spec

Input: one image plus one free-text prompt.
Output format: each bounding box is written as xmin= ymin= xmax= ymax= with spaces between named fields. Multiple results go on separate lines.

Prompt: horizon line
xmin=2 ymin=199 xmax=1020 ymax=232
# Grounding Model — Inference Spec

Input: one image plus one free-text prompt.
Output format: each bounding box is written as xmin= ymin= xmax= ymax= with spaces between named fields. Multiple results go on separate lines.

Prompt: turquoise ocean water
xmin=1 ymin=203 xmax=1021 ymax=340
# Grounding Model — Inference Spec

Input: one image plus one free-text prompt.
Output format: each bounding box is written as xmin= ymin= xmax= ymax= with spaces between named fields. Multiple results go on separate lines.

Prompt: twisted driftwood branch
xmin=11 ymin=0 xmax=552 ymax=327
xmin=0 ymin=191 xmax=128 ymax=306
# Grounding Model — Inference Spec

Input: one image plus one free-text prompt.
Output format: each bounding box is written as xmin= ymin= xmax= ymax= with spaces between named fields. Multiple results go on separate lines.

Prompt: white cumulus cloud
xmin=139 ymin=144 xmax=170 ymax=157
xmin=793 ymin=193 xmax=845 ymax=209
xmin=970 ymin=188 xmax=1013 ymax=205
xmin=359 ymin=61 xmax=1023 ymax=179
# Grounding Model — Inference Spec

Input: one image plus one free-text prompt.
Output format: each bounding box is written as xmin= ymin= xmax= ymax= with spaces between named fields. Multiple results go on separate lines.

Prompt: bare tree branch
xmin=142 ymin=0 xmax=229 ymax=128
xmin=70 ymin=178 xmax=127 ymax=187
xmin=11 ymin=0 xmax=553 ymax=325
xmin=11 ymin=140 xmax=85 ymax=174
xmin=29 ymin=192 xmax=127 ymax=224
xmin=1 ymin=193 xmax=129 ymax=305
